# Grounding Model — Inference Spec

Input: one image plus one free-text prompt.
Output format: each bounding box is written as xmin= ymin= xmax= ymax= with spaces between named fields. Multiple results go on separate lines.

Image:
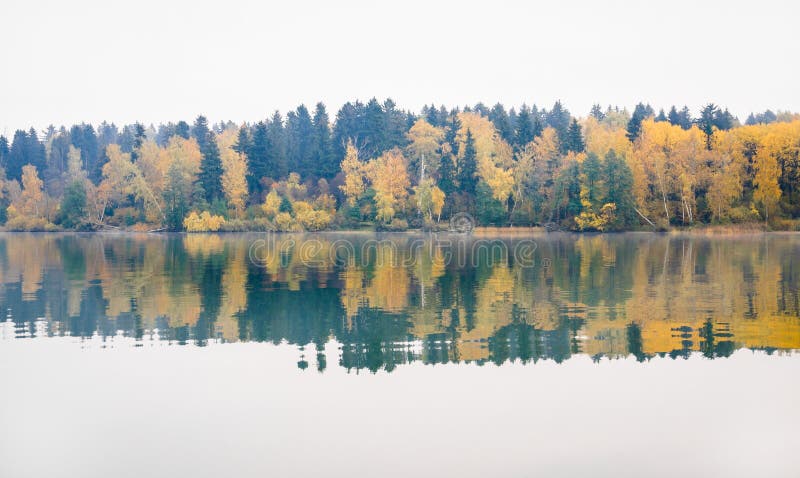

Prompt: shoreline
xmin=0 ymin=223 xmax=787 ymax=236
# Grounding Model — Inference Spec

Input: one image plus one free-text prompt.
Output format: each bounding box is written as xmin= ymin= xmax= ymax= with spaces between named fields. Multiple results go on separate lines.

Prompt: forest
xmin=0 ymin=99 xmax=798 ymax=232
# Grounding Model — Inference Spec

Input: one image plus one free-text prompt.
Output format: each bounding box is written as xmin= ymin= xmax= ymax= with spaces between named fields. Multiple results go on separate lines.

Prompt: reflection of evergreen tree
xmin=194 ymin=248 xmax=226 ymax=346
xmin=626 ymin=322 xmax=648 ymax=362
xmin=338 ymin=306 xmax=413 ymax=373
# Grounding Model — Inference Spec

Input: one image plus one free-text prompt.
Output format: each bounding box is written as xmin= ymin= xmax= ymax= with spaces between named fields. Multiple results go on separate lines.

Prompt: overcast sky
xmin=1 ymin=0 xmax=798 ymax=134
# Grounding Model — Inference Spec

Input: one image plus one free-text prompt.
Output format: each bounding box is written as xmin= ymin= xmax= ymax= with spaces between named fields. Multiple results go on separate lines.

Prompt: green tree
xmin=198 ymin=130 xmax=224 ymax=204
xmin=58 ymin=180 xmax=87 ymax=229
xmin=459 ymin=129 xmax=478 ymax=197
xmin=564 ymin=119 xmax=585 ymax=153
xmin=163 ymin=162 xmax=191 ymax=231
xmin=626 ymin=103 xmax=654 ymax=141
xmin=602 ymin=150 xmax=637 ymax=229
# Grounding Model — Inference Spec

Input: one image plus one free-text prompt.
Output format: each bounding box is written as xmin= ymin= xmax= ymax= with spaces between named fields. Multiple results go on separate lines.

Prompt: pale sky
xmin=1 ymin=0 xmax=798 ymax=135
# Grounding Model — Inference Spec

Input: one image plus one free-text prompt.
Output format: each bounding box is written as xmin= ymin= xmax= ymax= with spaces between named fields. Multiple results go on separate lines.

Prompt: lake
xmin=1 ymin=232 xmax=799 ymax=477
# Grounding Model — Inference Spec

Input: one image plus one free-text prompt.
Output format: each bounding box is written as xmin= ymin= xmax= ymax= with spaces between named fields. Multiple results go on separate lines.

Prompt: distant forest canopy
xmin=0 ymin=99 xmax=799 ymax=232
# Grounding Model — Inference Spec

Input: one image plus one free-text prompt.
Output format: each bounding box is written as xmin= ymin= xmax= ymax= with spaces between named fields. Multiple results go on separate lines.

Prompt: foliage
xmin=184 ymin=211 xmax=226 ymax=232
xmin=3 ymin=100 xmax=800 ymax=232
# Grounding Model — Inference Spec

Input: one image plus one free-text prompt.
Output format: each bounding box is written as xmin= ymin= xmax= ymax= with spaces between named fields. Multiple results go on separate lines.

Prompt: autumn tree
xmin=217 ymin=128 xmax=249 ymax=217
xmin=368 ymin=148 xmax=410 ymax=223
xmin=340 ymin=140 xmax=366 ymax=206
xmin=753 ymin=148 xmax=781 ymax=222
xmin=406 ymin=119 xmax=444 ymax=182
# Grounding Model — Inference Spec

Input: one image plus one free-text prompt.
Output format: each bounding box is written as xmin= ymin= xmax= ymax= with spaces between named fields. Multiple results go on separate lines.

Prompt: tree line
xmin=0 ymin=99 xmax=798 ymax=232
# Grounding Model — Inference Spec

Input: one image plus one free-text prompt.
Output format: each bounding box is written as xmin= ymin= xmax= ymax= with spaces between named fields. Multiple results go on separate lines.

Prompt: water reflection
xmin=1 ymin=232 xmax=798 ymax=372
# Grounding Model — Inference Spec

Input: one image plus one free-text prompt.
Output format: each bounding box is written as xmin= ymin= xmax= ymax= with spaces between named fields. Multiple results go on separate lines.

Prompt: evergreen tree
xmin=69 ymin=124 xmax=99 ymax=181
xmin=582 ymin=152 xmax=602 ymax=204
xmin=475 ymin=181 xmax=505 ymax=225
xmin=311 ymin=102 xmax=336 ymax=179
xmin=423 ymin=104 xmax=440 ymax=127
xmin=626 ymin=103 xmax=654 ymax=141
xmin=6 ymin=130 xmax=26 ymax=181
xmin=602 ymin=150 xmax=636 ymax=228
xmin=7 ymin=129 xmax=45 ymax=181
xmin=364 ymin=98 xmax=387 ymax=156
xmin=553 ymin=159 xmax=582 ymax=220
xmin=438 ymin=114 xmax=461 ymax=205
xmin=459 ymin=129 xmax=478 ymax=197
xmin=697 ymin=103 xmax=719 ymax=150
xmin=0 ymin=136 xmax=8 ymax=171
xmin=130 ymin=123 xmax=146 ymax=162
xmin=198 ymin=130 xmax=224 ymax=204
xmin=713 ymin=108 xmax=736 ymax=130
xmin=286 ymin=105 xmax=314 ymax=177
xmin=655 ymin=109 xmax=667 ymax=122
xmin=163 ymin=162 xmax=191 ymax=231
xmin=58 ymin=180 xmax=87 ymax=229
xmin=175 ymin=121 xmax=191 ymax=139
xmin=191 ymin=116 xmax=211 ymax=148
xmin=589 ymin=104 xmax=605 ymax=121
xmin=746 ymin=110 xmax=777 ymax=125
xmin=383 ymin=98 xmax=408 ymax=151
xmin=546 ymin=101 xmax=571 ymax=145
xmin=267 ymin=111 xmax=287 ymax=178
xmin=473 ymin=102 xmax=490 ymax=117
xmin=489 ymin=103 xmax=514 ymax=144
xmin=246 ymin=121 xmax=270 ymax=196
xmin=515 ymin=105 xmax=535 ymax=147
xmin=530 ymin=105 xmax=544 ymax=138
xmin=668 ymin=105 xmax=693 ymax=129
xmin=564 ymin=119 xmax=585 ymax=153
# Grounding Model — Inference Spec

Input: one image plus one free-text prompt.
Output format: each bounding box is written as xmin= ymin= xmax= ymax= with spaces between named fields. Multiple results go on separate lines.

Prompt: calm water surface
xmin=1 ymin=232 xmax=798 ymax=477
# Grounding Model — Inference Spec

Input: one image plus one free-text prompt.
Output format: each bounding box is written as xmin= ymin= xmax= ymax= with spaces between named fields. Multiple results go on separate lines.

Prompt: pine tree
xmin=175 ymin=121 xmax=191 ymax=139
xmin=697 ymin=104 xmax=718 ymax=150
xmin=7 ymin=129 xmax=46 ymax=181
xmin=0 ymin=136 xmax=8 ymax=171
xmin=459 ymin=129 xmax=478 ymax=197
xmin=286 ymin=105 xmax=314 ymax=178
xmin=364 ymin=98 xmax=387 ymax=157
xmin=311 ymin=102 xmax=336 ymax=179
xmin=581 ymin=152 xmax=602 ymax=204
xmin=198 ymin=130 xmax=224 ymax=204
xmin=438 ymin=114 xmax=461 ymax=204
xmin=489 ymin=103 xmax=514 ymax=144
xmin=546 ymin=101 xmax=571 ymax=146
xmin=602 ymin=150 xmax=636 ymax=228
xmin=383 ymin=98 xmax=408 ymax=151
xmin=130 ymin=123 xmax=146 ymax=162
xmin=246 ymin=121 xmax=270 ymax=196
xmin=58 ymin=180 xmax=87 ymax=229
xmin=192 ymin=116 xmax=210 ymax=148
xmin=163 ymin=162 xmax=191 ymax=231
xmin=668 ymin=105 xmax=693 ymax=130
xmin=515 ymin=105 xmax=535 ymax=147
xmin=626 ymin=103 xmax=654 ymax=141
xmin=589 ymin=104 xmax=605 ymax=121
xmin=564 ymin=119 xmax=585 ymax=153
xmin=267 ymin=111 xmax=287 ymax=178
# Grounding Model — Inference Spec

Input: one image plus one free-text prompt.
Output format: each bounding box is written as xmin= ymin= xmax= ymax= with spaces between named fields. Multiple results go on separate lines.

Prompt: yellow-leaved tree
xmin=217 ymin=128 xmax=249 ymax=217
xmin=753 ymin=149 xmax=781 ymax=222
xmin=6 ymin=165 xmax=52 ymax=230
xmin=456 ymin=112 xmax=514 ymax=203
xmin=406 ymin=119 xmax=444 ymax=180
xmin=368 ymin=148 xmax=410 ymax=223
xmin=184 ymin=211 xmax=225 ymax=232
xmin=339 ymin=140 xmax=365 ymax=206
